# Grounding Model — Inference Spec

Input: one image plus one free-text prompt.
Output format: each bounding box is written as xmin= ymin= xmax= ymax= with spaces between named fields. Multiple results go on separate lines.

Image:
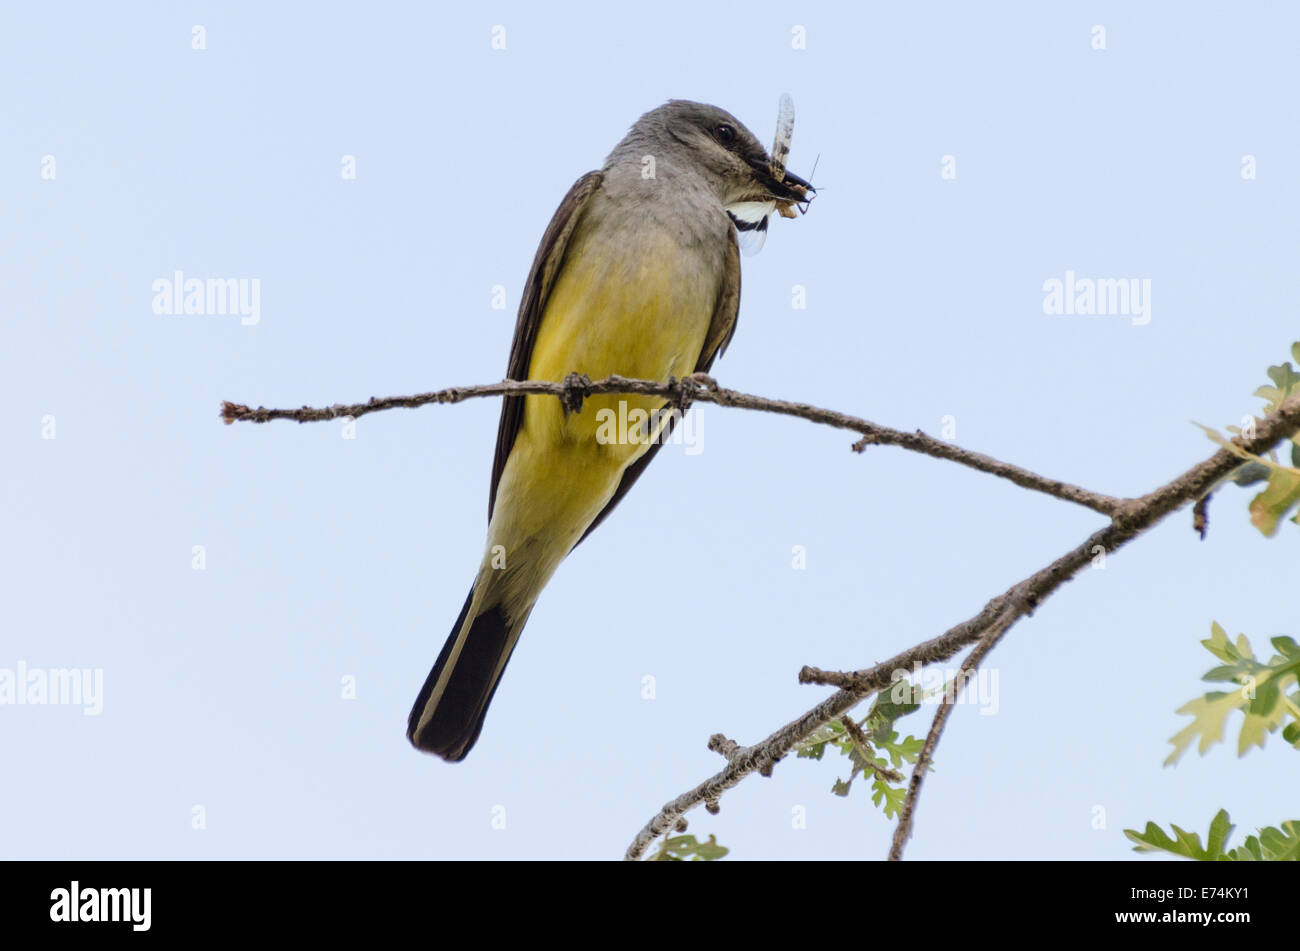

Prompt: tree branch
xmin=218 ymin=375 xmax=1299 ymax=859
xmin=622 ymin=394 xmax=1300 ymax=861
xmin=221 ymin=374 xmax=1123 ymax=516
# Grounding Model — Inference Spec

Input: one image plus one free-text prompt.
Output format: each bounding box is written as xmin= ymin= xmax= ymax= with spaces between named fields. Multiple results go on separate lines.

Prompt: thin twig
xmin=221 ymin=374 xmax=1124 ymax=516
xmin=887 ymin=614 xmax=1013 ymax=860
xmin=841 ymin=717 xmax=904 ymax=784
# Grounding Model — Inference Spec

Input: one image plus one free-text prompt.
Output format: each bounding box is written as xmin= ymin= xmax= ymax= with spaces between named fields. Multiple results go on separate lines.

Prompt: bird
xmin=407 ymin=99 xmax=813 ymax=760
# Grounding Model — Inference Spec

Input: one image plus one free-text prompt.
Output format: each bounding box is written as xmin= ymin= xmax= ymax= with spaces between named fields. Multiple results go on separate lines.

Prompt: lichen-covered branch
xmin=221 ymin=374 xmax=1123 ymax=515
xmin=217 ymin=377 xmax=1300 ymax=861
xmin=623 ymin=394 xmax=1300 ymax=861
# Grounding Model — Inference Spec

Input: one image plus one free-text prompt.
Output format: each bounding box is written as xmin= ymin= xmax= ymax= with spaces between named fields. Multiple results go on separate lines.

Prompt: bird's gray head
xmin=608 ymin=99 xmax=813 ymax=223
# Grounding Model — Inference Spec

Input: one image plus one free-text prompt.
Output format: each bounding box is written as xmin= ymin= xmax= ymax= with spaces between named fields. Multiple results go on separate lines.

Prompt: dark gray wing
xmin=488 ymin=171 xmax=604 ymax=519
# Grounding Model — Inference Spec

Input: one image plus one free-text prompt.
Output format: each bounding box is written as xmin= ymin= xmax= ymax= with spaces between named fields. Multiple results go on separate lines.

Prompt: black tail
xmin=406 ymin=589 xmax=518 ymax=761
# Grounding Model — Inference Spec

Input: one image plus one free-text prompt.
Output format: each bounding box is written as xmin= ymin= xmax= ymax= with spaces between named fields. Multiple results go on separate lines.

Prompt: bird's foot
xmin=670 ymin=372 xmax=717 ymax=411
xmin=561 ymin=372 xmax=592 ymax=415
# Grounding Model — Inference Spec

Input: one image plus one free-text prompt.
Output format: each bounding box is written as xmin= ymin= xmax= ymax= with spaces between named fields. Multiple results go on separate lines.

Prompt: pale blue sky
xmin=3 ymin=2 xmax=1297 ymax=860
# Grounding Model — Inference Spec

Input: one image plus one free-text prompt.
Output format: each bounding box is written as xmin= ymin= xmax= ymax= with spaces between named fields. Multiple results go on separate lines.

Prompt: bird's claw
xmin=561 ymin=372 xmax=592 ymax=415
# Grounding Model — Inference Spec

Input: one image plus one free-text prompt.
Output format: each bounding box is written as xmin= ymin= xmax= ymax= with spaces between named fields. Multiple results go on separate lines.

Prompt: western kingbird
xmin=408 ymin=99 xmax=813 ymax=760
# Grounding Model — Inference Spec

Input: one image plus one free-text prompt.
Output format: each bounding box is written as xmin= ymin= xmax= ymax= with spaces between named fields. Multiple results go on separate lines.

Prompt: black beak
xmin=749 ymin=157 xmax=816 ymax=203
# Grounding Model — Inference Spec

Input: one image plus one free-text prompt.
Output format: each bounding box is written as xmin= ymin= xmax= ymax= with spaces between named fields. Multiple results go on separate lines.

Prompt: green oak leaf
xmin=797 ymin=742 xmax=827 ymax=761
xmin=1253 ymin=359 xmax=1300 ymax=413
xmin=1272 ymin=636 xmax=1300 ymax=658
xmin=1166 ymin=691 xmax=1242 ymax=765
xmin=1204 ymin=621 xmax=1255 ymax=664
xmin=651 ymin=834 xmax=729 ymax=861
xmin=1125 ymin=809 xmax=1232 ymax=860
xmin=1222 ymin=822 xmax=1300 ymax=861
xmin=797 ymin=694 xmax=924 ymax=820
xmin=1252 ymin=822 xmax=1300 ymax=861
xmin=1201 ymin=345 xmax=1300 ymax=533
xmin=871 ymin=778 xmax=907 ymax=819
xmin=1249 ymin=466 xmax=1300 ymax=536
xmin=878 ymin=732 xmax=925 ymax=768
xmin=1167 ymin=623 xmax=1300 ymax=764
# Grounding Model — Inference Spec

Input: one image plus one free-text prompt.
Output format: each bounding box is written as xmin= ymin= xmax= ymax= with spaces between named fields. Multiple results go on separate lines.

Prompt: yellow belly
xmin=482 ymin=227 xmax=717 ymax=613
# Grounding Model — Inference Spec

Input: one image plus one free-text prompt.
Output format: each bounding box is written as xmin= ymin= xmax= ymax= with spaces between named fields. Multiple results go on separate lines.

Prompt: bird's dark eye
xmin=714 ymin=123 xmax=736 ymax=147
